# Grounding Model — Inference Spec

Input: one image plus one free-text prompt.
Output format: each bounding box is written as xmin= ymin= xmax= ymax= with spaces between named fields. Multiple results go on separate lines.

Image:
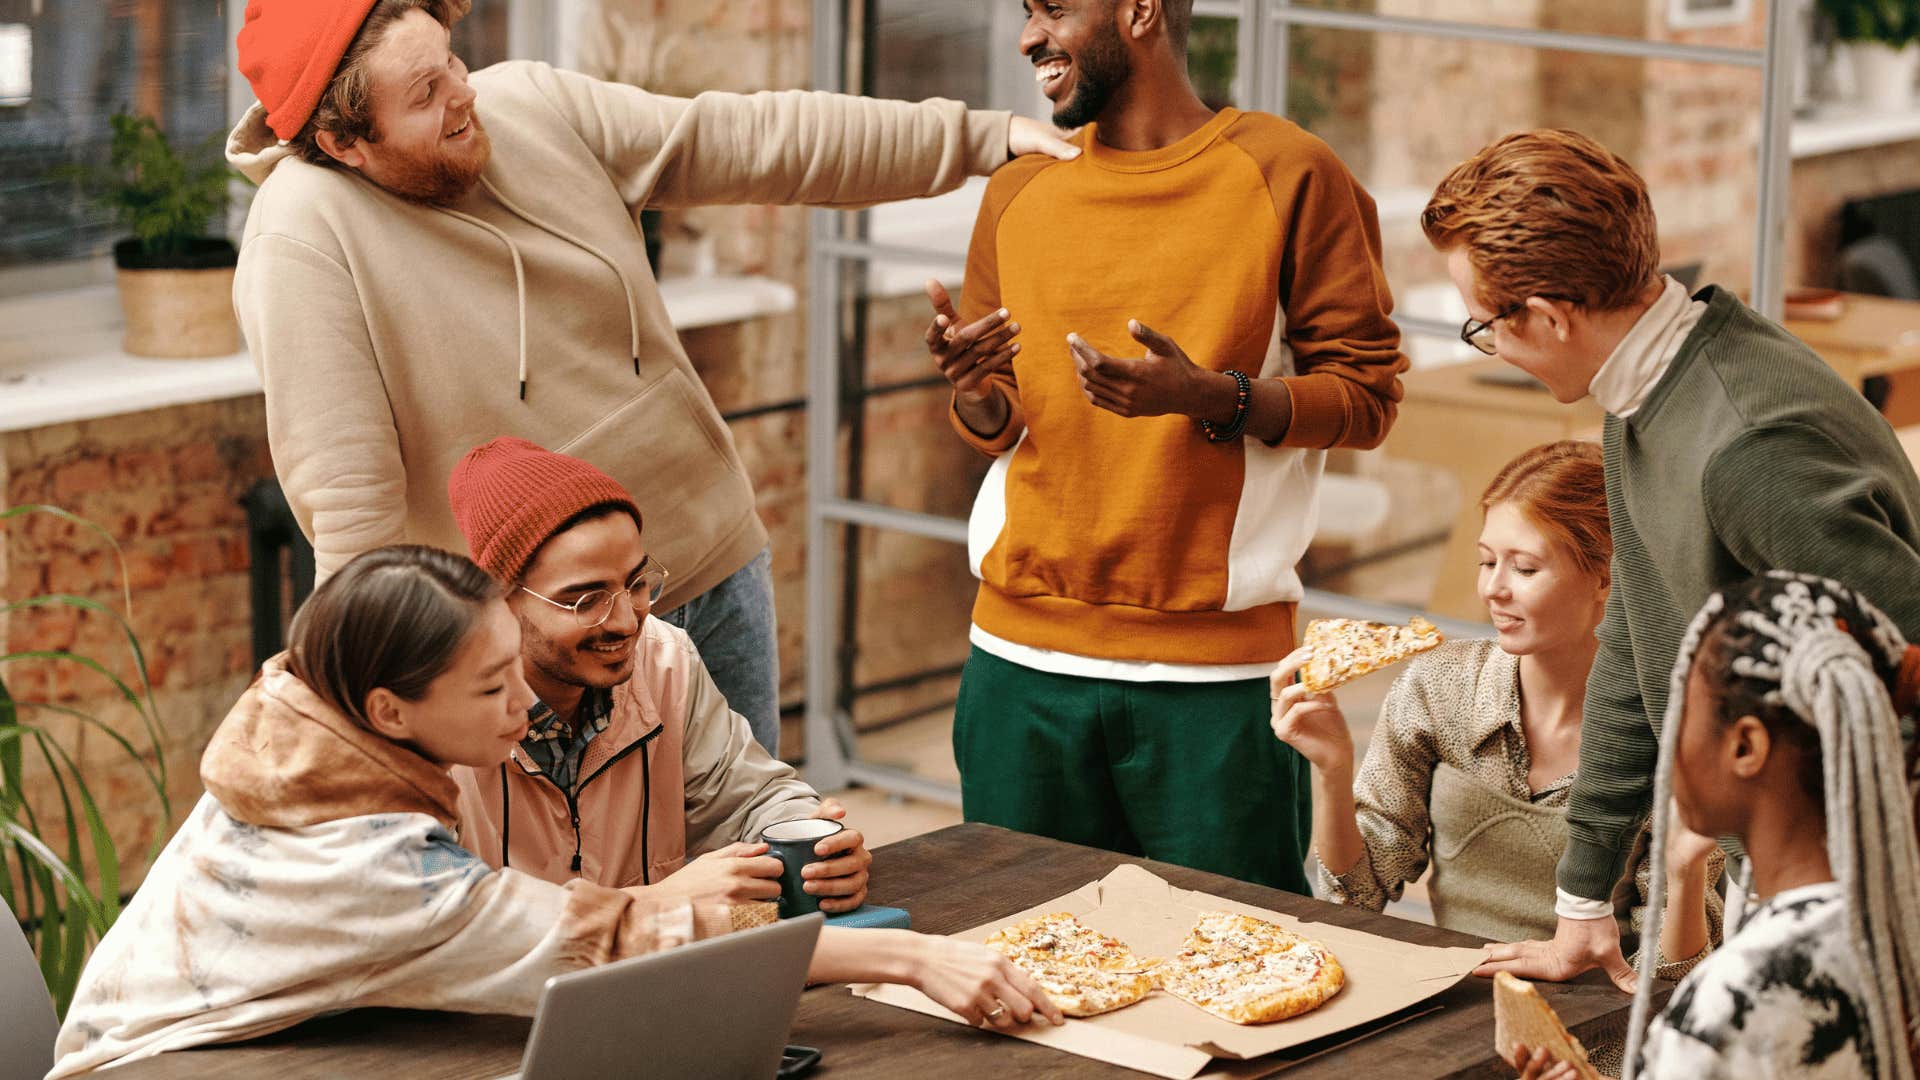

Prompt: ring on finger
xmin=984 ymin=1002 xmax=1007 ymax=1021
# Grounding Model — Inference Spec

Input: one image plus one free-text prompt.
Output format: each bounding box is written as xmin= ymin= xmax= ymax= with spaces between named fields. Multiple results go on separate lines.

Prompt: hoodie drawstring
xmin=498 ymin=762 xmax=512 ymax=868
xmin=479 ymin=177 xmax=645 ymax=381
xmin=430 ymin=178 xmax=646 ymax=402
xmin=436 ymin=205 xmax=532 ymax=399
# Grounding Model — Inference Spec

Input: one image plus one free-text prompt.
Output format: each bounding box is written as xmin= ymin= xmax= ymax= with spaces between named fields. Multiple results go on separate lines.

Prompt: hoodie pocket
xmin=556 ymin=370 xmax=756 ymax=574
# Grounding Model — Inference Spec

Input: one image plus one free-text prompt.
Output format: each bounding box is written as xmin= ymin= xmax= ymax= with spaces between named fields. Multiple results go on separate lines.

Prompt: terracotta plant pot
xmin=112 ymin=237 xmax=241 ymax=359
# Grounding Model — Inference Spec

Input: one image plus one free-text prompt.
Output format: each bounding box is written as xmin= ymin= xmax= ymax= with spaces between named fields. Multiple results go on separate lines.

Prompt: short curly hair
xmin=1421 ymin=129 xmax=1660 ymax=315
xmin=290 ymin=0 xmax=467 ymax=168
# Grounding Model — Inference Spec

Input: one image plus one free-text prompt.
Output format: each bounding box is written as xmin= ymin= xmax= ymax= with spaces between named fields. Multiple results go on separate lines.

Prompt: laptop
xmin=498 ymin=912 xmax=823 ymax=1079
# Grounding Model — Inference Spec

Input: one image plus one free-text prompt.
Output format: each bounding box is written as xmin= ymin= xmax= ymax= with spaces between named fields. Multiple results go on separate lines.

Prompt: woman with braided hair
xmin=1512 ymin=572 xmax=1920 ymax=1080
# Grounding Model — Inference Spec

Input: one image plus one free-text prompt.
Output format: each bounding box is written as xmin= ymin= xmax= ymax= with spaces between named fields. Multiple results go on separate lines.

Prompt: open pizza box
xmin=852 ymin=864 xmax=1485 ymax=1079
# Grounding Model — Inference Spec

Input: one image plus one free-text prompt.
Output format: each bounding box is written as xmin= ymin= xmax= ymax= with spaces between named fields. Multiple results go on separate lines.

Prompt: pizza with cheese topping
xmin=986 ymin=912 xmax=1155 ymax=973
xmin=1153 ymin=912 xmax=1345 ymax=1025
xmin=1298 ymin=616 xmax=1444 ymax=693
xmin=985 ymin=913 xmax=1156 ymax=1017
xmin=1006 ymin=957 xmax=1156 ymax=1018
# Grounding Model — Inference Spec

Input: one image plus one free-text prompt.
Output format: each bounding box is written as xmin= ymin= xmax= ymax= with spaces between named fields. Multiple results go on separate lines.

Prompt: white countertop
xmin=0 ymin=274 xmax=796 ymax=435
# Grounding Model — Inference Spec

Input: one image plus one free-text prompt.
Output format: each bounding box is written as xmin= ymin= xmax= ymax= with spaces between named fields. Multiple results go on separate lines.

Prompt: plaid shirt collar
xmin=520 ymin=688 xmax=613 ymax=792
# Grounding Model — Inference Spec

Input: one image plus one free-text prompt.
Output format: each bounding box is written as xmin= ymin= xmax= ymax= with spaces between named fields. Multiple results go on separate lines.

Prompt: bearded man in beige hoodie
xmin=228 ymin=0 xmax=1074 ymax=756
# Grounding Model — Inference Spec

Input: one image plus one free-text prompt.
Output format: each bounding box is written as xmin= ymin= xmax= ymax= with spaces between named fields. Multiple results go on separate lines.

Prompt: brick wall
xmin=1 ymin=398 xmax=276 ymax=892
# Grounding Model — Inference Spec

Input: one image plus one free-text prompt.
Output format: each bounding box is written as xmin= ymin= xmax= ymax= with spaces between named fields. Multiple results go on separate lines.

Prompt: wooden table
xmin=1783 ymin=293 xmax=1920 ymax=387
xmin=101 ymin=824 xmax=1648 ymax=1079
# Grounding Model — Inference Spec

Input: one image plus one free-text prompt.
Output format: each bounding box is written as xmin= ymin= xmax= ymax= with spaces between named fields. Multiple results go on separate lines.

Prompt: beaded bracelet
xmin=1199 ymin=369 xmax=1253 ymax=443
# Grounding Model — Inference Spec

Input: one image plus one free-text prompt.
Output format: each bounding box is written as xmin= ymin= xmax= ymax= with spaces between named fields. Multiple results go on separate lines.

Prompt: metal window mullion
xmin=1268 ymin=6 xmax=1765 ymax=69
xmin=1752 ymin=0 xmax=1793 ymax=321
xmin=805 ymin=0 xmax=853 ymax=791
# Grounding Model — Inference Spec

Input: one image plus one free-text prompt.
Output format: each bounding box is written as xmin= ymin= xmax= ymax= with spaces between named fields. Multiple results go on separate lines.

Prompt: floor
xmin=803 ymin=597 xmax=1443 ymax=925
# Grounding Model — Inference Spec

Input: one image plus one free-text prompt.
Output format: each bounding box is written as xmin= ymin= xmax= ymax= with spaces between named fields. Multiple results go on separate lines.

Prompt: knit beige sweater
xmin=227 ymin=61 xmax=1011 ymax=599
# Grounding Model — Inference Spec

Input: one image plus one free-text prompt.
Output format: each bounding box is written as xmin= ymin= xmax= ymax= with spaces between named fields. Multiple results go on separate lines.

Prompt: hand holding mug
xmin=652 ymin=842 xmax=783 ymax=906
xmin=800 ymin=799 xmax=872 ymax=913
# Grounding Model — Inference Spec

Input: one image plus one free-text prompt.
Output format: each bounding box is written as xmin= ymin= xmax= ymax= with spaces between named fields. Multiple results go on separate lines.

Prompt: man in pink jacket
xmin=446 ymin=437 xmax=872 ymax=909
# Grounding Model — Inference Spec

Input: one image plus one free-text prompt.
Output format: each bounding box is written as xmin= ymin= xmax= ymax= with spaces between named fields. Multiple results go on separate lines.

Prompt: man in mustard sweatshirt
xmin=926 ymin=0 xmax=1406 ymax=891
xmin=228 ymin=0 xmax=1075 ymax=757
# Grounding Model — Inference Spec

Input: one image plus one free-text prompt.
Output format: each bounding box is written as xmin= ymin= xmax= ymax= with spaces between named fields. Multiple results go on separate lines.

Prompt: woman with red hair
xmin=1271 ymin=441 xmax=1721 ymax=1072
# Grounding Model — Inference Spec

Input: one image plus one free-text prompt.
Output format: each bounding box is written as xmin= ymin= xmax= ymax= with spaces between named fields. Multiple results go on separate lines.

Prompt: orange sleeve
xmin=1241 ymin=126 xmax=1407 ymax=450
xmin=948 ymin=161 xmax=1047 ymax=456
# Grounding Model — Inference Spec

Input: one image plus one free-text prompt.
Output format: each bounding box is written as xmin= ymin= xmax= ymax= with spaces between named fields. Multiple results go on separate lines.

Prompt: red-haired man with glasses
xmin=443 ymin=437 xmax=873 ymax=913
xmin=1422 ymin=129 xmax=1920 ymax=996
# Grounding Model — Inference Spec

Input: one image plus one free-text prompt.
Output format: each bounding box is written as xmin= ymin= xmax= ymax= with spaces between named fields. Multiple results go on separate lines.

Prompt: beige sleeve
xmin=234 ymin=233 xmax=406 ymax=584
xmin=521 ymin=62 xmax=1011 ymax=211
xmin=1319 ymin=668 xmax=1442 ymax=910
xmin=678 ymin=656 xmax=821 ymax=853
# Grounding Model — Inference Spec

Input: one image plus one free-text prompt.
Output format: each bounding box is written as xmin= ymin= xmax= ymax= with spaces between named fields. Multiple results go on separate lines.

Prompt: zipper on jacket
xmin=520 ymin=724 xmax=664 ymax=880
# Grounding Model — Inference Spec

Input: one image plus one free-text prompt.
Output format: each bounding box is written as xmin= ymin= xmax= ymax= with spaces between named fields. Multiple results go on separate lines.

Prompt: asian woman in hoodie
xmin=50 ymin=545 xmax=1057 ymax=1077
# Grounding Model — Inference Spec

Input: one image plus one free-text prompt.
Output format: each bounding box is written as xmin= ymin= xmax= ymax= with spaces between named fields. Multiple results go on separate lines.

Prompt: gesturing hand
xmin=925 ymin=280 xmax=1020 ymax=402
xmin=1475 ymin=914 xmax=1637 ymax=994
xmin=1066 ymin=321 xmax=1213 ymax=419
xmin=1269 ymin=647 xmax=1355 ymax=779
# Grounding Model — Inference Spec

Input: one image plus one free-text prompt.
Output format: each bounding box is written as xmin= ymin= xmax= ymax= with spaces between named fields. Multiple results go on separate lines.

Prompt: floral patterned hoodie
xmin=46 ymin=655 xmax=730 ymax=1078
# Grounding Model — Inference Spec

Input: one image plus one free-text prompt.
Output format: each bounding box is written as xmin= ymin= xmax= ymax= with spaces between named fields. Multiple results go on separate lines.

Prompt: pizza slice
xmin=985 ymin=912 xmax=1156 ymax=973
xmin=1492 ymin=972 xmax=1603 ymax=1080
xmin=1156 ymin=912 xmax=1345 ymax=1025
xmin=1298 ymin=616 xmax=1444 ymax=693
xmin=1008 ymin=957 xmax=1155 ymax=1018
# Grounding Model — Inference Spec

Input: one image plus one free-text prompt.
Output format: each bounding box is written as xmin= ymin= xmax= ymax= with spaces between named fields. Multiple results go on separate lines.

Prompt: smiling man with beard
xmin=923 ymin=0 xmax=1405 ymax=892
xmin=227 ymin=0 xmax=1077 ymax=763
xmin=442 ymin=437 xmax=875 ymax=913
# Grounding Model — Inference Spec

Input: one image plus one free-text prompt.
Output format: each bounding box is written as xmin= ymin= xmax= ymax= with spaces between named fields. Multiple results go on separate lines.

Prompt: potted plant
xmin=3 ymin=505 xmax=172 ymax=1017
xmin=67 ymin=113 xmax=240 ymax=359
xmin=1820 ymin=0 xmax=1920 ymax=110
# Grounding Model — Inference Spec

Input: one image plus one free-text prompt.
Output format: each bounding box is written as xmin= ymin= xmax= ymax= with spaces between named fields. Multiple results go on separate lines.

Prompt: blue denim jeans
xmin=661 ymin=547 xmax=780 ymax=755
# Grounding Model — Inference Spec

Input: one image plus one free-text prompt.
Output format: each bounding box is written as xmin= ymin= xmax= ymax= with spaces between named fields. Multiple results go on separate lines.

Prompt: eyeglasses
xmin=1460 ymin=302 xmax=1526 ymax=356
xmin=519 ymin=557 xmax=671 ymax=628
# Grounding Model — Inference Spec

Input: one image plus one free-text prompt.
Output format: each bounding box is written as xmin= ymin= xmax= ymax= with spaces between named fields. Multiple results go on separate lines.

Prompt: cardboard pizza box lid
xmin=853 ymin=863 xmax=1484 ymax=1080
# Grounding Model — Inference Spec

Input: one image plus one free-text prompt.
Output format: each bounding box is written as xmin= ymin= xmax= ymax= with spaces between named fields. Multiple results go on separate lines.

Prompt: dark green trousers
xmin=953 ymin=646 xmax=1312 ymax=894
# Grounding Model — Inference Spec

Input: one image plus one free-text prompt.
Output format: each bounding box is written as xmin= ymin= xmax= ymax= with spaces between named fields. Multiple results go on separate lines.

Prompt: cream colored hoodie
xmin=227 ymin=61 xmax=1011 ymax=599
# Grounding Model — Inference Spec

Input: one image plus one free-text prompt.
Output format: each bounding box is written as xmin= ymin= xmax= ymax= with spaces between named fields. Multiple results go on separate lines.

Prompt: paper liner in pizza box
xmin=851 ymin=864 xmax=1484 ymax=1080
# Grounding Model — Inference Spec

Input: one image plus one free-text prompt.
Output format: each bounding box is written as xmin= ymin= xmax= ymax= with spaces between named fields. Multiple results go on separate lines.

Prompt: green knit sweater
xmin=1559 ymin=286 xmax=1920 ymax=902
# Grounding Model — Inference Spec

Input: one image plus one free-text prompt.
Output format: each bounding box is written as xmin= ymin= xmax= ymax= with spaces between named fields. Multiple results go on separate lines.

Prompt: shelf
xmin=1791 ymin=103 xmax=1920 ymax=158
xmin=0 ymin=275 xmax=798 ymax=435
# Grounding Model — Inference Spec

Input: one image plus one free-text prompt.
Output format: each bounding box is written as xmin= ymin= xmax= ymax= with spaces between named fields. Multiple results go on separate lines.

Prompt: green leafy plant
xmin=1820 ymin=0 xmax=1920 ymax=47
xmin=63 ymin=112 xmax=234 ymax=265
xmin=2 ymin=506 xmax=171 ymax=1018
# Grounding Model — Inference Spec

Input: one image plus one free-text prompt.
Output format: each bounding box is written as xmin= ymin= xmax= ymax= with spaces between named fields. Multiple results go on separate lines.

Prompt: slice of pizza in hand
xmin=1298 ymin=616 xmax=1444 ymax=693
xmin=1156 ymin=912 xmax=1345 ymax=1025
xmin=985 ymin=912 xmax=1157 ymax=973
xmin=1492 ymin=972 xmax=1603 ymax=1080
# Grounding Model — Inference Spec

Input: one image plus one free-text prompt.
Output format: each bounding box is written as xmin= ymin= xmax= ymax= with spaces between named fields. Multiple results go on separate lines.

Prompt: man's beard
xmin=519 ymin=612 xmax=635 ymax=694
xmin=375 ymin=117 xmax=492 ymax=205
xmin=1051 ymin=24 xmax=1132 ymax=130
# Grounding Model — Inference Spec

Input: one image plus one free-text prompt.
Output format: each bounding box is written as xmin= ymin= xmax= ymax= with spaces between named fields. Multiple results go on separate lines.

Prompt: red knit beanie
xmin=448 ymin=437 xmax=643 ymax=585
xmin=237 ymin=0 xmax=380 ymax=142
